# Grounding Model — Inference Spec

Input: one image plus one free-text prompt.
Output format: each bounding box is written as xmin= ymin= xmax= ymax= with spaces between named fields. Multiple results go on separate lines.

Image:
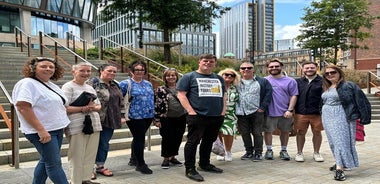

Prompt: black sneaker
xmin=161 ymin=159 xmax=170 ymax=169
xmin=334 ymin=170 xmax=346 ymax=181
xmin=197 ymin=164 xmax=223 ymax=173
xmin=240 ymin=152 xmax=253 ymax=160
xmin=169 ymin=158 xmax=183 ymax=166
xmin=186 ymin=168 xmax=204 ymax=182
xmin=136 ymin=164 xmax=153 ymax=174
xmin=252 ymin=154 xmax=263 ymax=162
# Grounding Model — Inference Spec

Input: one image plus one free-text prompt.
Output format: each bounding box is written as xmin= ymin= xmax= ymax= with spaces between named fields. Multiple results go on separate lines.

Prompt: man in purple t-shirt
xmin=264 ymin=59 xmax=298 ymax=161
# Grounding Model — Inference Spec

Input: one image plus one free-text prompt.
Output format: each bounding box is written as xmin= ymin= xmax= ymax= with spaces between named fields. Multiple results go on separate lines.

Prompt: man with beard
xmin=264 ymin=59 xmax=298 ymax=161
xmin=294 ymin=61 xmax=324 ymax=162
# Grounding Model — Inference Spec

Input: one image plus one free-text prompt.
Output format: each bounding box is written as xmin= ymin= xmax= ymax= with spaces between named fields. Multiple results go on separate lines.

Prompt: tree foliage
xmin=94 ymin=0 xmax=229 ymax=63
xmin=296 ymin=0 xmax=377 ymax=64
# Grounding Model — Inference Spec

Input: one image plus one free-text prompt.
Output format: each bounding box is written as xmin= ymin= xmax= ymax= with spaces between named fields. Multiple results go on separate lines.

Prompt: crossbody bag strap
xmin=164 ymin=86 xmax=180 ymax=102
xmin=31 ymin=77 xmax=66 ymax=105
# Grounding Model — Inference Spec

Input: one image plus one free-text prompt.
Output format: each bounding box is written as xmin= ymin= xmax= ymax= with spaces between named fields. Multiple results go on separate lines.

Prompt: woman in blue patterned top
xmin=119 ymin=60 xmax=155 ymax=174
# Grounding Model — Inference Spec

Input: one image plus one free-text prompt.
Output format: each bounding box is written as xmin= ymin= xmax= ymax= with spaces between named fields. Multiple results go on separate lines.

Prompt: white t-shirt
xmin=12 ymin=78 xmax=70 ymax=134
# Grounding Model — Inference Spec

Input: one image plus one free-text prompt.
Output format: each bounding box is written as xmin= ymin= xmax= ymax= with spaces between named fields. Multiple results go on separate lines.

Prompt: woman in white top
xmin=12 ymin=57 xmax=70 ymax=184
xmin=62 ymin=62 xmax=102 ymax=184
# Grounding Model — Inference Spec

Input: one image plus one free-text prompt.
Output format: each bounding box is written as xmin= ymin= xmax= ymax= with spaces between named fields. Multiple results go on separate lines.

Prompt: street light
xmin=250 ymin=0 xmax=255 ymax=64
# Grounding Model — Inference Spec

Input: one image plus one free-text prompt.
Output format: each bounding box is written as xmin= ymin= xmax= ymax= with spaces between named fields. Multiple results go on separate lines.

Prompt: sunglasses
xmin=240 ymin=67 xmax=253 ymax=70
xmin=324 ymin=71 xmax=338 ymax=76
xmin=268 ymin=65 xmax=281 ymax=69
xmin=164 ymin=68 xmax=176 ymax=72
xmin=34 ymin=57 xmax=56 ymax=63
xmin=223 ymin=73 xmax=236 ymax=78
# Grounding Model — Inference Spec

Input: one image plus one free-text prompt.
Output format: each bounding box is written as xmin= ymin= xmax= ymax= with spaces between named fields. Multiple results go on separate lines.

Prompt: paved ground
xmin=1 ymin=123 xmax=379 ymax=184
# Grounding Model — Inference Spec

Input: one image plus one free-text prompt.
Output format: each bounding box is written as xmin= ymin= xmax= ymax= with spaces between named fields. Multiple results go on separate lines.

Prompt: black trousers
xmin=237 ymin=111 xmax=265 ymax=154
xmin=184 ymin=115 xmax=224 ymax=169
xmin=127 ymin=118 xmax=153 ymax=166
xmin=159 ymin=115 xmax=187 ymax=158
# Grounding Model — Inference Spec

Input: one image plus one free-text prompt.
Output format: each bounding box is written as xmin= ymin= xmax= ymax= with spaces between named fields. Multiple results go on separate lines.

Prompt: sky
xmin=213 ymin=0 xmax=314 ymax=40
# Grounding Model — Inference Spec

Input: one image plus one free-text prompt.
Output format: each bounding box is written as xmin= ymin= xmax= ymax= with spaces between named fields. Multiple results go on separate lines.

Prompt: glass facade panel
xmin=47 ymin=0 xmax=59 ymax=12
xmin=61 ymin=0 xmax=73 ymax=15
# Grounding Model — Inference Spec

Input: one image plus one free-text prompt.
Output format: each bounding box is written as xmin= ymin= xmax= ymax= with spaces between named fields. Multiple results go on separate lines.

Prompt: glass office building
xmin=92 ymin=12 xmax=216 ymax=56
xmin=220 ymin=0 xmax=274 ymax=60
xmin=0 ymin=0 xmax=97 ymax=46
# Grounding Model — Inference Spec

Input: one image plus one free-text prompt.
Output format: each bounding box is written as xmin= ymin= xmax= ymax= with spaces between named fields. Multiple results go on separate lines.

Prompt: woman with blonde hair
xmin=216 ymin=68 xmax=240 ymax=161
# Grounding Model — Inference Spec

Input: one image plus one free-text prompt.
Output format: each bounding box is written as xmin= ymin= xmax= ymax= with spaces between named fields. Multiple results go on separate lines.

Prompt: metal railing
xmin=0 ymin=81 xmax=19 ymax=168
xmin=38 ymin=31 xmax=97 ymax=69
xmin=98 ymin=36 xmax=183 ymax=77
xmin=14 ymin=26 xmax=31 ymax=57
xmin=66 ymin=32 xmax=87 ymax=60
xmin=366 ymin=71 xmax=380 ymax=94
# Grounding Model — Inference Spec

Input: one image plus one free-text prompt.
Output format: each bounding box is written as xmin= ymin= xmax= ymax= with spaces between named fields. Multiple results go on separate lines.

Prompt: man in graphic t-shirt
xmin=177 ymin=54 xmax=226 ymax=182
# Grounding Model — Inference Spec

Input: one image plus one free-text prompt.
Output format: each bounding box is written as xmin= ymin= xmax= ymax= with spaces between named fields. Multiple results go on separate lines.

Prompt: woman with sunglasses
xmin=215 ymin=68 xmax=240 ymax=161
xmin=12 ymin=57 xmax=70 ymax=184
xmin=322 ymin=65 xmax=371 ymax=181
xmin=154 ymin=68 xmax=187 ymax=169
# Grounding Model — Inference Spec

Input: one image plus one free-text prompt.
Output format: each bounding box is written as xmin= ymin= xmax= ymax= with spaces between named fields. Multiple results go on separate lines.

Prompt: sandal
xmin=91 ymin=172 xmax=97 ymax=180
xmin=96 ymin=167 xmax=114 ymax=177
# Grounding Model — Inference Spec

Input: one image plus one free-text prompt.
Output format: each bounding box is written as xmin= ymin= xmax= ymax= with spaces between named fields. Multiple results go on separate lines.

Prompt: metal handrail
xmin=39 ymin=32 xmax=97 ymax=70
xmin=0 ymin=81 xmax=19 ymax=168
xmin=66 ymin=32 xmax=87 ymax=60
xmin=14 ymin=26 xmax=31 ymax=57
xmin=99 ymin=36 xmax=183 ymax=76
xmin=366 ymin=71 xmax=380 ymax=94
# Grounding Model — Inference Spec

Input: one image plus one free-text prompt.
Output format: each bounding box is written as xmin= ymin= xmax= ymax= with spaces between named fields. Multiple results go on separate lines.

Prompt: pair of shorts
xmin=264 ymin=116 xmax=293 ymax=132
xmin=294 ymin=114 xmax=323 ymax=132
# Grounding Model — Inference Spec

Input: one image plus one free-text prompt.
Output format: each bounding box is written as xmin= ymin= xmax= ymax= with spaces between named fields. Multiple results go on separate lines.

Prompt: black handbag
xmin=70 ymin=91 xmax=97 ymax=135
xmin=82 ymin=115 xmax=94 ymax=135
xmin=70 ymin=91 xmax=97 ymax=106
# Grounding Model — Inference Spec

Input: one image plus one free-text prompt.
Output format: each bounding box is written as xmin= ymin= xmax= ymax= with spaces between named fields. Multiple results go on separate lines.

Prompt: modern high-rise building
xmin=91 ymin=12 xmax=216 ymax=57
xmin=0 ymin=0 xmax=97 ymax=47
xmin=219 ymin=0 xmax=274 ymax=60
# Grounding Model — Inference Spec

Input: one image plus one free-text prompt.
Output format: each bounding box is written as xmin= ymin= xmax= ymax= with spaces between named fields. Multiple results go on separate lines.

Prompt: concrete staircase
xmin=367 ymin=93 xmax=380 ymax=123
xmin=0 ymin=46 xmax=162 ymax=165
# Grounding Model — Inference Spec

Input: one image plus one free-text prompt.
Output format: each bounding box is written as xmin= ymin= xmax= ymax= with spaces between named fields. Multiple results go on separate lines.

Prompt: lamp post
xmin=250 ymin=0 xmax=255 ymax=64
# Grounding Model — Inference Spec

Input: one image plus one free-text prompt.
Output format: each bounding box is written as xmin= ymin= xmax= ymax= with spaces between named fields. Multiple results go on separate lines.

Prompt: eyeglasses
xmin=223 ymin=73 xmax=236 ymax=78
xmin=268 ymin=65 xmax=281 ymax=69
xmin=35 ymin=57 xmax=56 ymax=63
xmin=240 ymin=67 xmax=253 ymax=70
xmin=133 ymin=69 xmax=145 ymax=72
xmin=324 ymin=71 xmax=338 ymax=76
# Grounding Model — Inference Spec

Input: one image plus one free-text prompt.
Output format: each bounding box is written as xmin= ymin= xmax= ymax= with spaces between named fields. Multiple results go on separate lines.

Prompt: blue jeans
xmin=25 ymin=129 xmax=68 ymax=184
xmin=95 ymin=126 xmax=114 ymax=165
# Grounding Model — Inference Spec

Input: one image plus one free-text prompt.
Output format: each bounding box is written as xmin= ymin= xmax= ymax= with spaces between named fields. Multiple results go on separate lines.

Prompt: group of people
xmin=12 ymin=54 xmax=371 ymax=183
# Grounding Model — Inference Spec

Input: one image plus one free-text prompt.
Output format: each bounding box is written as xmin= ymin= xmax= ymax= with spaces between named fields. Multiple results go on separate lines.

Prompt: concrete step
xmin=0 ymin=126 xmax=164 ymax=165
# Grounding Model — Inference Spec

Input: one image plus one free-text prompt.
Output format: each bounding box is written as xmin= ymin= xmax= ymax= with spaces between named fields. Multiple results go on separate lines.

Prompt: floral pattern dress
xmin=321 ymin=88 xmax=358 ymax=169
xmin=220 ymin=85 xmax=239 ymax=135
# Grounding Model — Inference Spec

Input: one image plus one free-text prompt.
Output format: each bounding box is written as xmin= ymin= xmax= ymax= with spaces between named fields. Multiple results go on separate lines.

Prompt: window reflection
xmin=30 ymin=16 xmax=80 ymax=38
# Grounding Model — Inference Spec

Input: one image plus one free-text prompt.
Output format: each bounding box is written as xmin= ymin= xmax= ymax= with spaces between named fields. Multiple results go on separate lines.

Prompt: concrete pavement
xmin=1 ymin=123 xmax=380 ymax=184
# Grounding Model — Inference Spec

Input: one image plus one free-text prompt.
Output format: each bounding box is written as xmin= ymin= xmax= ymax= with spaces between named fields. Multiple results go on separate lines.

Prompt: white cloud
xmin=275 ymin=24 xmax=302 ymax=40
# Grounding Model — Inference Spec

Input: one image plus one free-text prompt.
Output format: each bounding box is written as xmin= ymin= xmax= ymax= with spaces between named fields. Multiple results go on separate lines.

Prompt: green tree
xmin=296 ymin=0 xmax=377 ymax=65
xmin=94 ymin=0 xmax=229 ymax=63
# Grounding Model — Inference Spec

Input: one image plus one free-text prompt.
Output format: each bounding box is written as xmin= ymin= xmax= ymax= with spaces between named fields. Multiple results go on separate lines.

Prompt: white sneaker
xmin=225 ymin=152 xmax=232 ymax=162
xmin=216 ymin=155 xmax=225 ymax=161
xmin=294 ymin=153 xmax=304 ymax=162
xmin=313 ymin=153 xmax=324 ymax=162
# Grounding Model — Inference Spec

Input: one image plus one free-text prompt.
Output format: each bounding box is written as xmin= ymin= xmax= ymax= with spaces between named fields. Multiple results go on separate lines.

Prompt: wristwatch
xmin=287 ymin=109 xmax=294 ymax=112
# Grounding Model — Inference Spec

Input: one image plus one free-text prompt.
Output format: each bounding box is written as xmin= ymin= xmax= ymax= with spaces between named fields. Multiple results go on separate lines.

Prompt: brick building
xmin=353 ymin=0 xmax=380 ymax=71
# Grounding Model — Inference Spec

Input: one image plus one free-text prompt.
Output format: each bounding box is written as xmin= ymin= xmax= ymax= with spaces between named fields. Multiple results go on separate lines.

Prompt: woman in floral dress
xmin=216 ymin=68 xmax=240 ymax=161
